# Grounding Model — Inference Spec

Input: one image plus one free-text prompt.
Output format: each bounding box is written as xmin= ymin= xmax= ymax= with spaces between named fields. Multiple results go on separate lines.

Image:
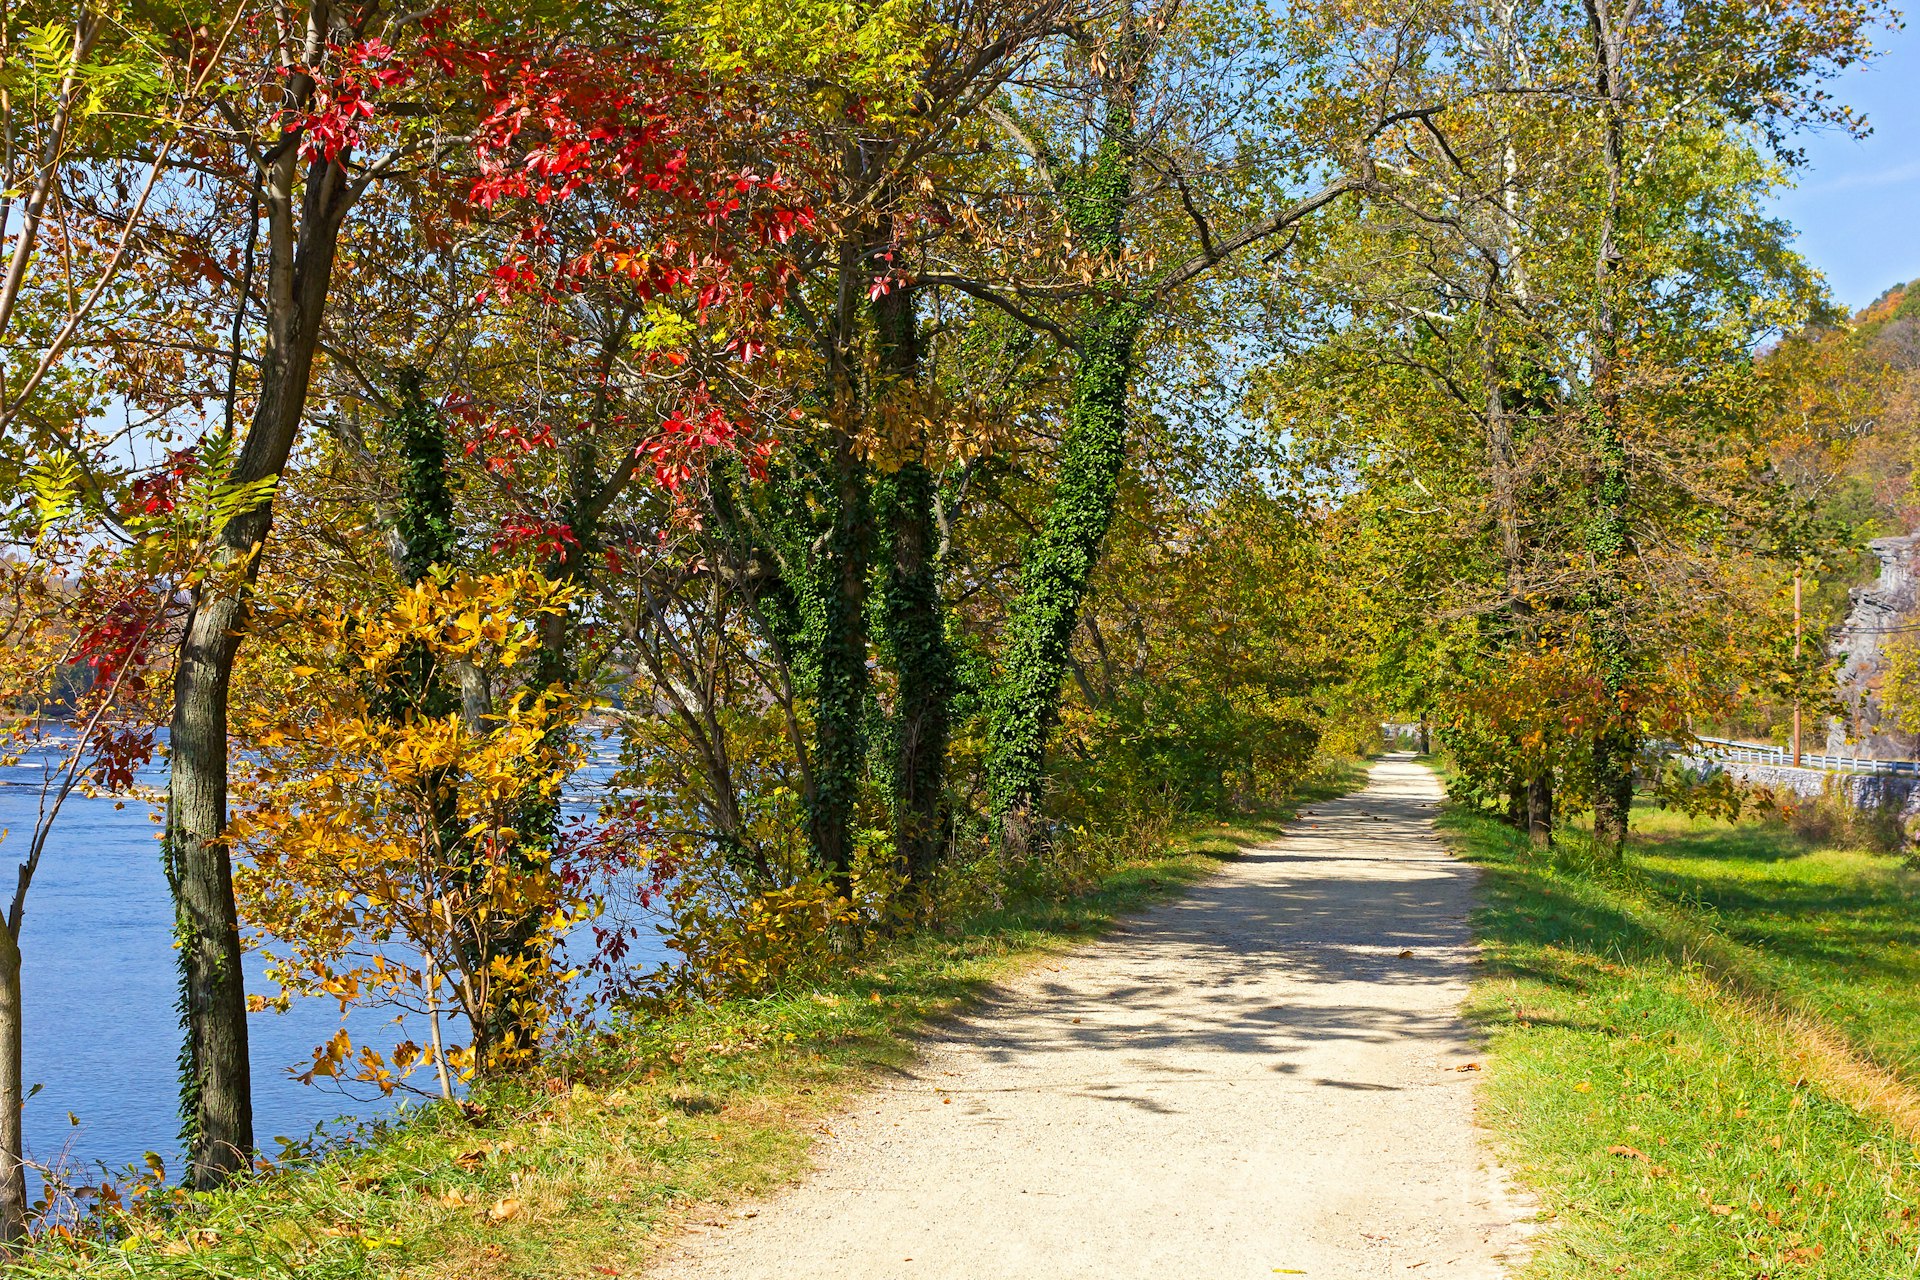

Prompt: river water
xmin=2 ymin=736 xmax=666 ymax=1188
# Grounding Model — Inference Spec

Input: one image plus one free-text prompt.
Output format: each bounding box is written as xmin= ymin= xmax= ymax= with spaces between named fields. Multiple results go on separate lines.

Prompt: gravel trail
xmin=648 ymin=754 xmax=1534 ymax=1279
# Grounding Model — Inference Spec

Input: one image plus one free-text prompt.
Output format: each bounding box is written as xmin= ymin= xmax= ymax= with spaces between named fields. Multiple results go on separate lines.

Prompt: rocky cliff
xmin=1827 ymin=533 xmax=1920 ymax=757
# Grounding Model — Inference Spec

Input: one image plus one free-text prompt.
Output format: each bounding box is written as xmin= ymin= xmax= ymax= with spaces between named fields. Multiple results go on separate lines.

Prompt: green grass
xmin=1632 ymin=808 xmax=1920 ymax=1083
xmin=1445 ymin=802 xmax=1920 ymax=1278
xmin=15 ymin=763 xmax=1362 ymax=1279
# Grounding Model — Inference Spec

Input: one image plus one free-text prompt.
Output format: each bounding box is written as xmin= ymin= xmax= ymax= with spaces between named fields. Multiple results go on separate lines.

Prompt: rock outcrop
xmin=1827 ymin=533 xmax=1920 ymax=758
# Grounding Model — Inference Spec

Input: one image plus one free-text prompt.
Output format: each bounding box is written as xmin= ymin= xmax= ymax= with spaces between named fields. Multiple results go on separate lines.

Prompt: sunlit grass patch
xmin=1631 ymin=807 xmax=1920 ymax=1084
xmin=1448 ymin=804 xmax=1920 ymax=1278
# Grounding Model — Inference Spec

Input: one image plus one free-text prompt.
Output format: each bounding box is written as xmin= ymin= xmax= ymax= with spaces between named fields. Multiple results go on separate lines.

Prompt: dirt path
xmin=649 ymin=755 xmax=1534 ymax=1279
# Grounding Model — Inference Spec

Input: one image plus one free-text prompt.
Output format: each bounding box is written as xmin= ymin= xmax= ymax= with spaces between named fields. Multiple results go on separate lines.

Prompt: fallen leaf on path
xmin=1455 ymin=1062 xmax=1481 ymax=1072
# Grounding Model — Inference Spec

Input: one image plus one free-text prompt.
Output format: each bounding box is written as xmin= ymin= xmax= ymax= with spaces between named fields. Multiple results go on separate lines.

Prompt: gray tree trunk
xmin=167 ymin=135 xmax=355 ymax=1188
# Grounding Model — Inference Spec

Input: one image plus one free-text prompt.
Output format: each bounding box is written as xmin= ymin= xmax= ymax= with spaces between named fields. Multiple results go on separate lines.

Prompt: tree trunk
xmin=808 ymin=441 xmax=870 ymax=899
xmin=871 ymin=274 xmax=953 ymax=889
xmin=479 ymin=595 xmax=574 ymax=1067
xmin=1592 ymin=742 xmax=1632 ymax=849
xmin=1584 ymin=0 xmax=1635 ymax=858
xmin=386 ymin=368 xmax=459 ymax=579
xmin=165 ymin=631 xmax=255 ymax=1183
xmin=986 ymin=295 xmax=1140 ymax=853
xmin=0 ymin=926 xmax=24 ymax=1246
xmin=985 ymin=77 xmax=1141 ymax=851
xmin=166 ymin=137 xmax=354 ymax=1189
xmin=379 ymin=380 xmax=491 ymax=1075
xmin=1527 ymin=772 xmax=1553 ymax=847
xmin=877 ymin=460 xmax=952 ymax=885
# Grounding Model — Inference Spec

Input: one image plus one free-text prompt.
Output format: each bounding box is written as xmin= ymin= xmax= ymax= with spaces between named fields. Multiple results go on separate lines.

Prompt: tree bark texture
xmin=0 ymin=927 xmax=24 ymax=1245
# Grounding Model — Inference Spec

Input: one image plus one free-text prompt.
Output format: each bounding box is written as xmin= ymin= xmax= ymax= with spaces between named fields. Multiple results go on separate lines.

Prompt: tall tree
xmin=159 ymin=0 xmax=470 ymax=1184
xmin=958 ymin=0 xmax=1410 ymax=852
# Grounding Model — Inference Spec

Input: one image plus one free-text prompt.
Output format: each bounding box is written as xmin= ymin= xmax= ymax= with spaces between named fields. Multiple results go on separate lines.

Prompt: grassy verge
xmin=1631 ymin=808 xmax=1920 ymax=1085
xmin=1442 ymin=801 xmax=1920 ymax=1278
xmin=21 ymin=763 xmax=1362 ymax=1279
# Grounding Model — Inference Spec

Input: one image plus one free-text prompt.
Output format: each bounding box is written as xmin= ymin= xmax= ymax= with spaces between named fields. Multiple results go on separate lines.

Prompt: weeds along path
xmin=647 ymin=755 xmax=1534 ymax=1280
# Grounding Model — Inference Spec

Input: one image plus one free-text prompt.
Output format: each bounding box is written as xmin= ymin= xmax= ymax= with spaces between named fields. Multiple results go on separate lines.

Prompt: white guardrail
xmin=1375 ymin=725 xmax=1920 ymax=778
xmin=1693 ymin=735 xmax=1920 ymax=779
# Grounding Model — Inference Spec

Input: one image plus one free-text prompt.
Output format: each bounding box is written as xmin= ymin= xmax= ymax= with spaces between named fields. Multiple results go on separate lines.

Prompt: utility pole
xmin=1792 ymin=570 xmax=1803 ymax=768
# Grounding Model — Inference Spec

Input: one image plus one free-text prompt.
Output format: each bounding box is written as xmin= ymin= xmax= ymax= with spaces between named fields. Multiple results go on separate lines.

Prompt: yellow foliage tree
xmin=232 ymin=568 xmax=595 ymax=1098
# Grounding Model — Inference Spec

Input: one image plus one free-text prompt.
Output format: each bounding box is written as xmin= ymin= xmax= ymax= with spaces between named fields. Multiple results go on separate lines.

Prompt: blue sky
xmin=1767 ymin=16 xmax=1920 ymax=313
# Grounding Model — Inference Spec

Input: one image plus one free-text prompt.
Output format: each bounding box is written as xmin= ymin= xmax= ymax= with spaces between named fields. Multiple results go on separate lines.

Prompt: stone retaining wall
xmin=1687 ymin=756 xmax=1920 ymax=819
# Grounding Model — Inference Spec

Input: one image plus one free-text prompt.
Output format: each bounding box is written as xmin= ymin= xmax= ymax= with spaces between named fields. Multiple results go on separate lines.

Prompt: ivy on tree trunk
xmin=986 ymin=297 xmax=1141 ymax=853
xmin=986 ymin=92 xmax=1142 ymax=854
xmin=870 ymin=278 xmax=954 ymax=888
xmin=875 ymin=460 xmax=952 ymax=885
